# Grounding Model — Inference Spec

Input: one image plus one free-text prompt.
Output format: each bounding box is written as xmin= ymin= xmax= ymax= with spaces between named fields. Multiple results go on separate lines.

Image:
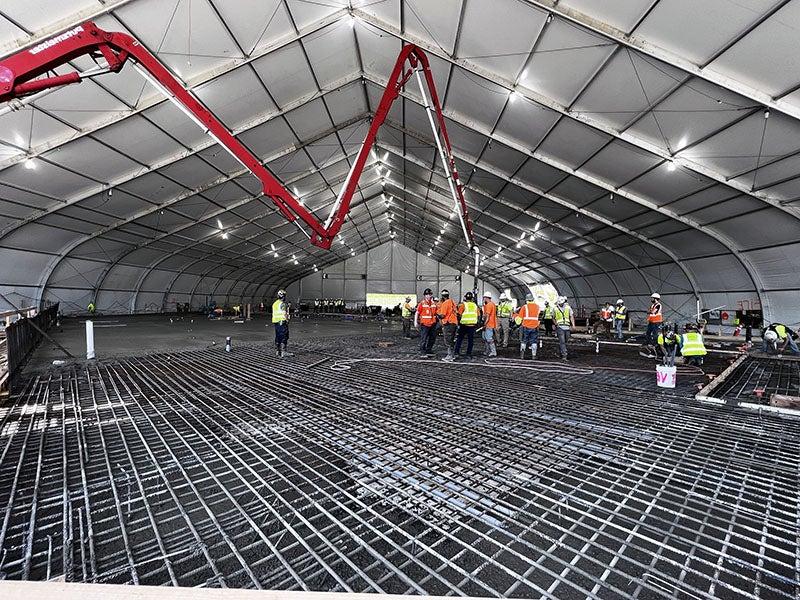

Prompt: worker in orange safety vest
xmin=646 ymin=292 xmax=663 ymax=346
xmin=514 ymin=293 xmax=541 ymax=359
xmin=437 ymin=289 xmax=459 ymax=361
xmin=415 ymin=288 xmax=438 ymax=356
xmin=481 ymin=292 xmax=498 ymax=357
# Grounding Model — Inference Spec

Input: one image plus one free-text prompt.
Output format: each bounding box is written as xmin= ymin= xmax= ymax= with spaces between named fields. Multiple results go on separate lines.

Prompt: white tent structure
xmin=1 ymin=0 xmax=799 ymax=323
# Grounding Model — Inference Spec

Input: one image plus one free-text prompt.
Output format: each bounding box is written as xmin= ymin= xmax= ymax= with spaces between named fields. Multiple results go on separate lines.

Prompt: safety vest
xmin=417 ymin=300 xmax=437 ymax=326
xmin=680 ymin=332 xmax=706 ymax=356
xmin=600 ymin=307 xmax=613 ymax=321
xmin=657 ymin=333 xmax=677 ymax=347
xmin=482 ymin=301 xmax=498 ymax=329
xmin=438 ymin=298 xmax=458 ymax=325
xmin=87 ymin=303 xmax=95 ymax=312
xmin=460 ymin=302 xmax=479 ymax=325
xmin=553 ymin=305 xmax=571 ymax=326
xmin=615 ymin=305 xmax=627 ymax=320
xmin=516 ymin=302 xmax=540 ymax=329
xmin=272 ymin=299 xmax=287 ymax=324
xmin=543 ymin=306 xmax=553 ymax=319
xmin=401 ymin=302 xmax=413 ymax=318
xmin=648 ymin=302 xmax=663 ymax=323
xmin=774 ymin=324 xmax=788 ymax=340
xmin=498 ymin=301 xmax=513 ymax=318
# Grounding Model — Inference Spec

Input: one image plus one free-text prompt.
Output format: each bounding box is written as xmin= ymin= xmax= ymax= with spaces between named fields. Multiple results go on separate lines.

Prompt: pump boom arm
xmin=0 ymin=21 xmax=475 ymax=257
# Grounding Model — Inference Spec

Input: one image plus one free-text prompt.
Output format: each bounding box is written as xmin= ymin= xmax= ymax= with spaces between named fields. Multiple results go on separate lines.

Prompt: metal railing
xmin=1 ymin=304 xmax=59 ymax=391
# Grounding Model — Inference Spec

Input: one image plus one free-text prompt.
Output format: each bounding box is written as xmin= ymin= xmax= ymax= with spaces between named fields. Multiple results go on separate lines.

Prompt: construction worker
xmin=657 ymin=327 xmax=679 ymax=367
xmin=87 ymin=301 xmax=96 ymax=315
xmin=272 ymin=289 xmax=290 ymax=357
xmin=646 ymin=293 xmax=663 ymax=346
xmin=762 ymin=323 xmax=800 ymax=356
xmin=415 ymin=288 xmax=438 ymax=356
xmin=679 ymin=324 xmax=707 ymax=366
xmin=437 ymin=289 xmax=458 ymax=362
xmin=514 ymin=293 xmax=541 ymax=360
xmin=454 ymin=291 xmax=479 ymax=359
xmin=614 ymin=298 xmax=627 ymax=340
xmin=497 ymin=293 xmax=514 ymax=348
xmin=401 ymin=296 xmax=414 ymax=338
xmin=553 ymin=296 xmax=575 ymax=360
xmin=481 ymin=292 xmax=498 ymax=357
xmin=598 ymin=302 xmax=613 ymax=337
xmin=542 ymin=300 xmax=554 ymax=336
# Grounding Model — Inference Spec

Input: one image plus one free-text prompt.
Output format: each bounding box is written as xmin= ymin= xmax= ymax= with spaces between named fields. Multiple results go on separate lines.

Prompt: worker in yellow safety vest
xmin=87 ymin=301 xmax=96 ymax=315
xmin=553 ymin=296 xmax=575 ymax=360
xmin=454 ymin=291 xmax=479 ymax=359
xmin=614 ymin=298 xmax=627 ymax=340
xmin=678 ymin=324 xmax=707 ymax=366
xmin=762 ymin=323 xmax=800 ymax=356
xmin=542 ymin=300 xmax=554 ymax=336
xmin=401 ymin=296 xmax=414 ymax=338
xmin=272 ymin=289 xmax=290 ymax=357
xmin=497 ymin=293 xmax=514 ymax=348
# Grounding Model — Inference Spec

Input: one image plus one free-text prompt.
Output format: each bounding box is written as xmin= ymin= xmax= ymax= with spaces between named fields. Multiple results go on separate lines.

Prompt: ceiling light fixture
xmin=667 ymin=160 xmax=677 ymax=172
xmin=222 ymin=232 xmax=229 ymax=239
xmin=24 ymin=158 xmax=36 ymax=170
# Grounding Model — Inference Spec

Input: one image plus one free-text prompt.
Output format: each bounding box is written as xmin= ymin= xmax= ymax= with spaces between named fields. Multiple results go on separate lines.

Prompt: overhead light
xmin=546 ymin=13 xmax=553 ymax=23
xmin=313 ymin=266 xmax=319 ymax=272
xmin=23 ymin=158 xmax=36 ymax=170
xmin=351 ymin=250 xmax=356 ymax=256
xmin=497 ymin=245 xmax=502 ymax=252
xmin=273 ymin=252 xmax=279 ymax=258
xmin=534 ymin=221 xmax=540 ymax=232
xmin=678 ymin=136 xmax=688 ymax=148
xmin=13 ymin=133 xmax=24 ymax=145
xmin=437 ymin=235 xmax=441 ymax=241
xmin=349 ymin=14 xmax=356 ymax=27
xmin=520 ymin=68 xmax=529 ymax=80
xmin=509 ymin=90 xmax=521 ymax=103
xmin=427 ymin=252 xmax=431 ymax=257
xmin=217 ymin=218 xmax=223 ymax=229
xmin=516 ymin=242 xmax=522 ymax=249
xmin=270 ymin=243 xmax=276 ymax=251
xmin=494 ymin=253 xmax=500 ymax=258
xmin=390 ymin=232 xmax=396 ymax=239
xmin=520 ymin=231 xmax=526 ymax=239
xmin=292 ymin=254 xmax=297 ymax=260
xmin=222 ymin=232 xmax=229 ymax=239
xmin=294 ymin=259 xmax=299 ymax=265
xmin=764 ymin=109 xmax=770 ymax=119
xmin=434 ymin=240 xmax=439 ymax=245
xmin=667 ymin=160 xmax=677 ymax=172
xmin=529 ymin=234 xmax=535 ymax=241
xmin=440 ymin=228 xmax=445 ymax=234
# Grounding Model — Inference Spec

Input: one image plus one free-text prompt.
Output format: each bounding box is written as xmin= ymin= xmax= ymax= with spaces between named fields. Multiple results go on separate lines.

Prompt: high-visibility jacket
xmin=87 ymin=302 xmax=95 ymax=313
xmin=600 ymin=307 xmax=613 ymax=321
xmin=514 ymin=302 xmax=540 ymax=329
xmin=543 ymin=305 xmax=554 ymax=319
xmin=482 ymin=301 xmax=498 ymax=329
xmin=416 ymin=300 xmax=437 ymax=326
xmin=554 ymin=305 xmax=571 ymax=326
xmin=615 ymin=305 xmax=627 ymax=320
xmin=680 ymin=332 xmax=706 ymax=356
xmin=437 ymin=298 xmax=458 ymax=325
xmin=458 ymin=302 xmax=479 ymax=325
xmin=657 ymin=333 xmax=677 ymax=348
xmin=401 ymin=302 xmax=413 ymax=318
xmin=648 ymin=302 xmax=663 ymax=323
xmin=774 ymin=324 xmax=788 ymax=340
xmin=498 ymin=301 xmax=513 ymax=318
xmin=272 ymin=299 xmax=288 ymax=323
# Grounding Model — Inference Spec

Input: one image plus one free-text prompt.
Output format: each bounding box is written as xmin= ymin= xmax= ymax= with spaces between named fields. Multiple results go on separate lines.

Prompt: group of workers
xmin=405 ymin=289 xmax=577 ymax=361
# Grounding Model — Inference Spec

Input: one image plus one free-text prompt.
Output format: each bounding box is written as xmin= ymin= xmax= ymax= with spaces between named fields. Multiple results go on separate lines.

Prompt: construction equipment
xmin=0 ymin=21 xmax=476 ymax=261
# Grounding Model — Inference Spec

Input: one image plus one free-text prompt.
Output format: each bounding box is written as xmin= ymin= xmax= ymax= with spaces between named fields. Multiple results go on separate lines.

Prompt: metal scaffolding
xmin=0 ymin=339 xmax=798 ymax=598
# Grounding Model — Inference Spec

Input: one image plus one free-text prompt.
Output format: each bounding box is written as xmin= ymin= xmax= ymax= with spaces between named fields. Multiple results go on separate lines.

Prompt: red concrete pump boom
xmin=0 ymin=20 xmax=476 ymax=259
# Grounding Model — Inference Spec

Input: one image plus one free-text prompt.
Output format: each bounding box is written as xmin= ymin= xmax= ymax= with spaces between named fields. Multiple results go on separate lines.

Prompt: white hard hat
xmin=616 ymin=298 xmax=624 ymax=304
xmin=651 ymin=292 xmax=660 ymax=299
xmin=499 ymin=293 xmax=507 ymax=300
xmin=556 ymin=295 xmax=566 ymax=304
xmin=483 ymin=292 xmax=492 ymax=299
xmin=764 ymin=329 xmax=778 ymax=342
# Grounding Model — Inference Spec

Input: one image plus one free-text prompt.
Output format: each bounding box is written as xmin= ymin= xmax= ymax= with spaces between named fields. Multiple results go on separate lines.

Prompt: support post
xmin=86 ymin=320 xmax=95 ymax=360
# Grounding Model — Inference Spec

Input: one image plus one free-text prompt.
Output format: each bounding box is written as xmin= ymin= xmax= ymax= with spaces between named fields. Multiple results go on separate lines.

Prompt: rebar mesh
xmin=712 ymin=356 xmax=800 ymax=406
xmin=0 ymin=337 xmax=798 ymax=599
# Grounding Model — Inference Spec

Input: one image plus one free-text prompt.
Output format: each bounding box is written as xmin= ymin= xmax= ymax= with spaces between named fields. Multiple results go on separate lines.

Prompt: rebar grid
xmin=712 ymin=357 xmax=800 ymax=406
xmin=0 ymin=338 xmax=798 ymax=600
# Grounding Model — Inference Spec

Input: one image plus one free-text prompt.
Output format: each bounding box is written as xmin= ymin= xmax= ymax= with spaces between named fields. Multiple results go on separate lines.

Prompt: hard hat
xmin=483 ymin=292 xmax=492 ymax=299
xmin=556 ymin=295 xmax=566 ymax=305
xmin=464 ymin=291 xmax=474 ymax=301
xmin=423 ymin=288 xmax=433 ymax=296
xmin=441 ymin=289 xmax=450 ymax=297
xmin=665 ymin=331 xmax=676 ymax=341
xmin=764 ymin=329 xmax=778 ymax=342
xmin=277 ymin=289 xmax=286 ymax=299
xmin=616 ymin=298 xmax=624 ymax=304
xmin=499 ymin=293 xmax=507 ymax=300
xmin=651 ymin=292 xmax=660 ymax=299
xmin=405 ymin=296 xmax=411 ymax=301
xmin=525 ymin=292 xmax=534 ymax=301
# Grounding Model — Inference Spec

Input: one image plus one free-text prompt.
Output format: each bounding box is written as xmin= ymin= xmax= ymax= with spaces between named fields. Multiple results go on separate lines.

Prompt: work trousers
xmin=543 ymin=318 xmax=554 ymax=336
xmin=482 ymin=327 xmax=497 ymax=356
xmin=661 ymin=344 xmax=677 ymax=367
xmin=498 ymin=318 xmax=511 ymax=347
xmin=402 ymin=317 xmax=412 ymax=338
xmin=455 ymin=325 xmax=476 ymax=357
xmin=684 ymin=355 xmax=704 ymax=367
xmin=274 ymin=322 xmax=289 ymax=348
xmin=442 ymin=323 xmax=457 ymax=354
xmin=645 ymin=322 xmax=660 ymax=346
xmin=556 ymin=325 xmax=571 ymax=358
xmin=418 ymin=323 xmax=437 ymax=354
xmin=614 ymin=318 xmax=625 ymax=340
xmin=520 ymin=327 xmax=539 ymax=356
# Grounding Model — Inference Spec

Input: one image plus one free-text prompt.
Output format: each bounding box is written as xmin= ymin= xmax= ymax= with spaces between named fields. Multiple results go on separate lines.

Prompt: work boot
xmin=531 ymin=349 xmax=537 ymax=360
xmin=276 ymin=347 xmax=283 ymax=358
xmin=520 ymin=343 xmax=526 ymax=360
xmin=282 ymin=343 xmax=293 ymax=357
xmin=489 ymin=342 xmax=497 ymax=357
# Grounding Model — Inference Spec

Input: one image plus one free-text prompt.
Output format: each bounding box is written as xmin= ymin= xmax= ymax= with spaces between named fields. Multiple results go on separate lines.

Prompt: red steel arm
xmin=0 ymin=21 xmax=475 ymax=252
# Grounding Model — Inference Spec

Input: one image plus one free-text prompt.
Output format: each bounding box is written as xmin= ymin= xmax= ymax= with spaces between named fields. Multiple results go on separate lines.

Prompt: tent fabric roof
xmin=0 ymin=0 xmax=798 ymax=319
